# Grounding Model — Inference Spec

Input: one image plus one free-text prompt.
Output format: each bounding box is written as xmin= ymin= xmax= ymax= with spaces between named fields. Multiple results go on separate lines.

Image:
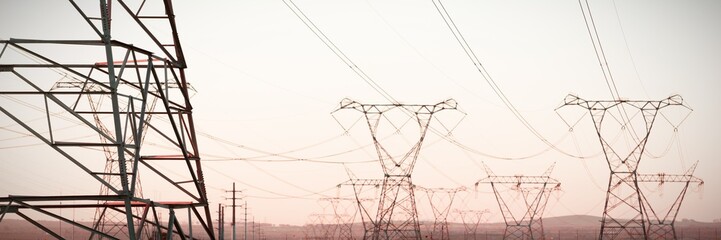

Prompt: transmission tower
xmin=558 ymin=94 xmax=690 ymax=239
xmin=453 ymin=209 xmax=490 ymax=240
xmin=334 ymin=98 xmax=459 ymax=240
xmin=337 ymin=178 xmax=384 ymax=239
xmin=78 ymin=62 xmax=160 ymax=239
xmin=636 ymin=162 xmax=704 ymax=239
xmin=417 ymin=186 xmax=466 ymax=240
xmin=305 ymin=213 xmax=334 ymax=240
xmin=319 ymin=197 xmax=362 ymax=240
xmin=0 ymin=1 xmax=214 ymax=239
xmin=475 ymin=163 xmax=560 ymax=240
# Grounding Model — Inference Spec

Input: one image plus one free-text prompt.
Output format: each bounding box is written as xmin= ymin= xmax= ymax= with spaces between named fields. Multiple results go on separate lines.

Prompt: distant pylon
xmin=475 ymin=162 xmax=560 ymax=240
xmin=337 ymin=178 xmax=384 ymax=239
xmin=453 ymin=209 xmax=490 ymax=240
xmin=334 ymin=98 xmax=459 ymax=240
xmin=64 ymin=70 xmax=159 ymax=239
xmin=417 ymin=186 xmax=466 ymax=240
xmin=305 ymin=213 xmax=334 ymax=240
xmin=636 ymin=161 xmax=704 ymax=239
xmin=558 ymin=94 xmax=691 ymax=239
xmin=338 ymin=99 xmax=457 ymax=239
xmin=319 ymin=197 xmax=361 ymax=240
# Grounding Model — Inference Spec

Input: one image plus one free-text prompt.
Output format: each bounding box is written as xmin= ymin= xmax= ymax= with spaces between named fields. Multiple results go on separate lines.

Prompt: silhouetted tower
xmin=305 ymin=213 xmax=334 ymax=240
xmin=338 ymin=178 xmax=384 ymax=239
xmin=334 ymin=98 xmax=459 ymax=240
xmin=0 ymin=0 xmax=214 ymax=239
xmin=417 ymin=186 xmax=465 ymax=240
xmin=558 ymin=94 xmax=690 ymax=239
xmin=475 ymin=163 xmax=560 ymax=240
xmin=454 ymin=209 xmax=490 ymax=240
xmin=318 ymin=197 xmax=361 ymax=240
xmin=637 ymin=162 xmax=703 ymax=239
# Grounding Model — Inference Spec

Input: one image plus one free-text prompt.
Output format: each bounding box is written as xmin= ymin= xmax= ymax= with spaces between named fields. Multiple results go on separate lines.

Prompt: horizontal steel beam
xmin=0 ymin=194 xmax=125 ymax=202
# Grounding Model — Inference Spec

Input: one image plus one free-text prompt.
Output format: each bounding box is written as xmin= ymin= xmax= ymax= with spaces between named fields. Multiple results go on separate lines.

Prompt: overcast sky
xmin=1 ymin=0 xmax=720 ymax=226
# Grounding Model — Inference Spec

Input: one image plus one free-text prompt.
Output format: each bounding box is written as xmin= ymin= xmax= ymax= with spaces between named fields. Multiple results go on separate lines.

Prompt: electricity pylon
xmin=0 ymin=1 xmax=214 ymax=239
xmin=305 ymin=213 xmax=334 ymax=240
xmin=636 ymin=162 xmax=703 ymax=239
xmin=337 ymin=178 xmax=384 ymax=239
xmin=319 ymin=197 xmax=362 ymax=240
xmin=558 ymin=94 xmax=690 ymax=239
xmin=334 ymin=98 xmax=459 ymax=240
xmin=67 ymin=64 xmax=160 ymax=239
xmin=453 ymin=209 xmax=490 ymax=240
xmin=475 ymin=163 xmax=560 ymax=240
xmin=417 ymin=186 xmax=466 ymax=240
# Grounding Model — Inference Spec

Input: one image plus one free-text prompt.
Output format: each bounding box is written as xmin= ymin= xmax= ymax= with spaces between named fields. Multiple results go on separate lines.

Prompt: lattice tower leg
xmin=374 ymin=177 xmax=421 ymax=240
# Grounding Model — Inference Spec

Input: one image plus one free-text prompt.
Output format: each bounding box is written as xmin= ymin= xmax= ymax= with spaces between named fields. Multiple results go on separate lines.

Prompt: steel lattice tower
xmin=320 ymin=197 xmax=362 ymax=240
xmin=338 ymin=178 xmax=384 ymax=240
xmin=335 ymin=98 xmax=458 ymax=240
xmin=305 ymin=213 xmax=335 ymax=240
xmin=636 ymin=162 xmax=703 ymax=239
xmin=453 ymin=209 xmax=489 ymax=240
xmin=0 ymin=0 xmax=215 ymax=239
xmin=417 ymin=186 xmax=465 ymax=240
xmin=307 ymin=197 xmax=361 ymax=240
xmin=475 ymin=163 xmax=560 ymax=240
xmin=558 ymin=94 xmax=690 ymax=240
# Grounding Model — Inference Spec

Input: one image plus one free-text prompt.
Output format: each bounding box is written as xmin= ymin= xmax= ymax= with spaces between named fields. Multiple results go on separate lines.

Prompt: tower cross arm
xmin=475 ymin=176 xmax=560 ymax=186
xmin=335 ymin=98 xmax=459 ymax=114
xmin=558 ymin=94 xmax=689 ymax=111
xmin=337 ymin=178 xmax=386 ymax=187
xmin=636 ymin=174 xmax=703 ymax=184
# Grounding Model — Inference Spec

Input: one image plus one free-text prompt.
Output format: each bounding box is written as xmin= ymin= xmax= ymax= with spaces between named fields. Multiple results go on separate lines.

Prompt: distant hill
xmin=541 ymin=215 xmax=603 ymax=228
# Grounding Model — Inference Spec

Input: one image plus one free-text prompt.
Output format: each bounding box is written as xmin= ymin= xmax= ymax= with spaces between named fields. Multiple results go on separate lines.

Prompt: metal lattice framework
xmin=321 ymin=197 xmax=362 ymax=240
xmin=304 ymin=213 xmax=334 ymax=240
xmin=417 ymin=186 xmax=465 ymax=240
xmin=334 ymin=98 xmax=459 ymax=240
xmin=558 ymin=94 xmax=690 ymax=240
xmin=0 ymin=0 xmax=214 ymax=239
xmin=305 ymin=196 xmax=370 ymax=240
xmin=453 ymin=209 xmax=490 ymax=240
xmin=635 ymin=162 xmax=704 ymax=239
xmin=475 ymin=163 xmax=560 ymax=240
xmin=337 ymin=178 xmax=384 ymax=240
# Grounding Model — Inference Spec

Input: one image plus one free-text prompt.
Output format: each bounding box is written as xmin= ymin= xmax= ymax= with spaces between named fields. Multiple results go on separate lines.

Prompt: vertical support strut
xmin=98 ymin=0 xmax=136 ymax=237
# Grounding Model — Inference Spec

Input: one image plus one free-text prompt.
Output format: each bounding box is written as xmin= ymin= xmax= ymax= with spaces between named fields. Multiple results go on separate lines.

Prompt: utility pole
xmin=218 ymin=203 xmax=225 ymax=240
xmin=226 ymin=183 xmax=244 ymax=240
xmin=245 ymin=201 xmax=248 ymax=240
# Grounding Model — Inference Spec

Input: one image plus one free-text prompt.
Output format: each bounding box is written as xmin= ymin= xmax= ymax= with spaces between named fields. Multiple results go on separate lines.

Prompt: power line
xmin=203 ymin=164 xmax=342 ymax=200
xmin=197 ymin=130 xmax=378 ymax=163
xmin=431 ymin=0 xmax=591 ymax=159
xmin=610 ymin=0 xmax=648 ymax=98
xmin=282 ymin=0 xmax=595 ymax=161
xmin=281 ymin=0 xmax=398 ymax=104
xmin=578 ymin=0 xmax=622 ymax=101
